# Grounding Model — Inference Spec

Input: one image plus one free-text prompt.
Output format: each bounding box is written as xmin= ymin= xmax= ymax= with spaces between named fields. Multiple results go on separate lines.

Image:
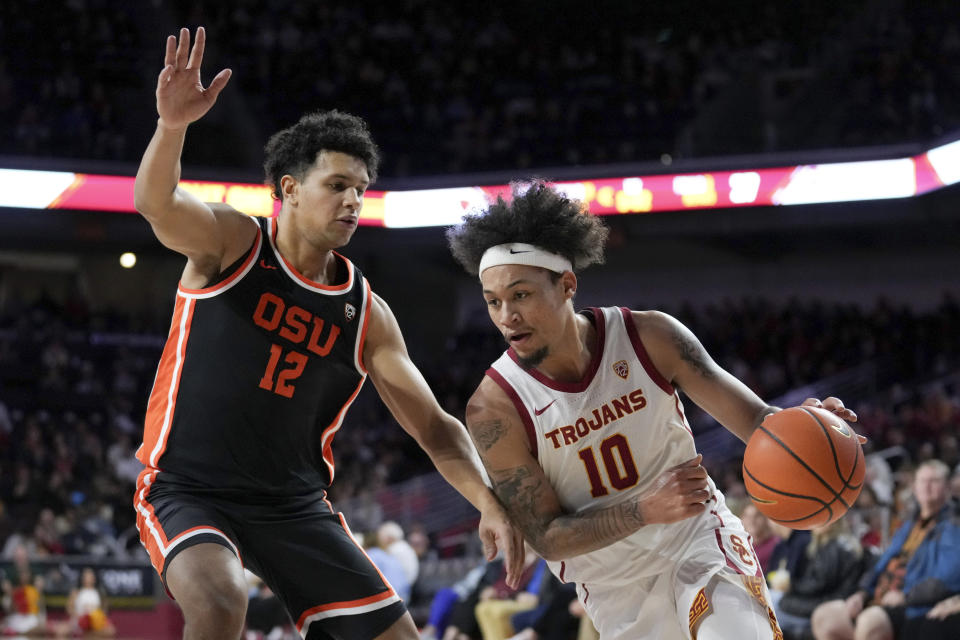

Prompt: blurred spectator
xmin=504 ymin=575 xmax=580 ymax=640
xmin=768 ymin=524 xmax=812 ymax=595
xmin=243 ymin=570 xmax=291 ymax=640
xmin=105 ymin=432 xmax=142 ymax=485
xmin=741 ymin=503 xmax=782 ymax=573
xmin=419 ymin=560 xmax=489 ymax=640
xmin=891 ymin=593 xmax=960 ymax=639
xmin=440 ymin=550 xmax=542 ymax=640
xmin=811 ymin=460 xmax=960 ymax=640
xmin=53 ymin=567 xmax=116 ymax=638
xmin=0 ymin=545 xmax=46 ymax=636
xmin=473 ymin=547 xmax=546 ymax=640
xmin=771 ymin=518 xmax=874 ymax=639
xmin=848 ymin=485 xmax=885 ymax=553
xmin=363 ymin=531 xmax=412 ymax=604
xmin=32 ymin=508 xmax=64 ymax=555
xmin=378 ymin=520 xmax=420 ymax=586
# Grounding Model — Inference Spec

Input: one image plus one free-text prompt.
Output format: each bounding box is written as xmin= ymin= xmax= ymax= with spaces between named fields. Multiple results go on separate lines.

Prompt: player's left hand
xmin=478 ymin=500 xmax=525 ymax=589
xmin=802 ymin=397 xmax=866 ymax=443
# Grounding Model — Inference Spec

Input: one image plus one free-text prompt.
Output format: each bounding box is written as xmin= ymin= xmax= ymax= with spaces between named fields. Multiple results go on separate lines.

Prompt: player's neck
xmin=535 ymin=313 xmax=596 ymax=383
xmin=275 ymin=221 xmax=339 ymax=284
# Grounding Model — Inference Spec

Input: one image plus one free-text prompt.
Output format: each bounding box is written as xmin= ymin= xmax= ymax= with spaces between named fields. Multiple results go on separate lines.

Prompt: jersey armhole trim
xmin=177 ymin=218 xmax=261 ymax=298
xmin=355 ymin=278 xmax=373 ymax=375
xmin=619 ymin=307 xmax=674 ymax=395
xmin=485 ymin=367 xmax=538 ymax=457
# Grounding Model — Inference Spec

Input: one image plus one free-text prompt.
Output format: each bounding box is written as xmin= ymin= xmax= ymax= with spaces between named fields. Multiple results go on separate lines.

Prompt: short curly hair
xmin=446 ymin=180 xmax=609 ymax=276
xmin=263 ymin=110 xmax=380 ymax=199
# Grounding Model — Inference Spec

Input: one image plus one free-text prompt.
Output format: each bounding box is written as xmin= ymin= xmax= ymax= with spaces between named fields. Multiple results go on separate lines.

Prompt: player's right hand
xmin=156 ymin=27 xmax=231 ymax=131
xmin=637 ymin=454 xmax=709 ymax=525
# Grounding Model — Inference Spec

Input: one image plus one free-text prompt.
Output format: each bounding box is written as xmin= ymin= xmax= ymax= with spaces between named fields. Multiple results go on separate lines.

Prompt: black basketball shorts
xmin=134 ymin=470 xmax=406 ymax=639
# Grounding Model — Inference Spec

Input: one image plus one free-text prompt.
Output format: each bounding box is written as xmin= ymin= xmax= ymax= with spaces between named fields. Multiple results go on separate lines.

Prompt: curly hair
xmin=263 ymin=110 xmax=380 ymax=199
xmin=446 ymin=180 xmax=609 ymax=276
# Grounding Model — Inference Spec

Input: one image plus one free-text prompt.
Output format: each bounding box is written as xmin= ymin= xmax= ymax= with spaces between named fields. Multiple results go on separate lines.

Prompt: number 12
xmin=259 ymin=343 xmax=308 ymax=398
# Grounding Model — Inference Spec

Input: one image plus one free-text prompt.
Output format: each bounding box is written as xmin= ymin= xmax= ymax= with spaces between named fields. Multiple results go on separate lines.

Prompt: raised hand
xmin=637 ymin=454 xmax=709 ymax=525
xmin=156 ymin=27 xmax=232 ymax=131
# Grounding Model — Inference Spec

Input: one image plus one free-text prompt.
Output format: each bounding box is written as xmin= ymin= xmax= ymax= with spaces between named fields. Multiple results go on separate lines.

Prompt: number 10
xmin=577 ymin=433 xmax=640 ymax=498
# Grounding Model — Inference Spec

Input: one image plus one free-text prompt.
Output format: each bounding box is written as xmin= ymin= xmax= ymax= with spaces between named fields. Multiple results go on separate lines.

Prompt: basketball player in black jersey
xmin=132 ymin=27 xmax=522 ymax=640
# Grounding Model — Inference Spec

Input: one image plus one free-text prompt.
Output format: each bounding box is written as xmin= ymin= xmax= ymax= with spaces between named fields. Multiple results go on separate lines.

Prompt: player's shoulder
xmin=620 ymin=308 xmax=682 ymax=340
xmin=467 ymin=374 xmax=519 ymax=421
xmin=366 ymin=290 xmax=392 ymax=326
xmin=211 ymin=204 xmax=260 ymax=256
xmin=208 ymin=203 xmax=259 ymax=229
xmin=619 ymin=309 xmax=692 ymax=379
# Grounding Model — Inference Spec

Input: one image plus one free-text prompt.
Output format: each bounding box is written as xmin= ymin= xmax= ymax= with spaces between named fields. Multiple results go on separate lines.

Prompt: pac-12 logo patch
xmin=344 ymin=303 xmax=356 ymax=322
xmin=613 ymin=360 xmax=629 ymax=379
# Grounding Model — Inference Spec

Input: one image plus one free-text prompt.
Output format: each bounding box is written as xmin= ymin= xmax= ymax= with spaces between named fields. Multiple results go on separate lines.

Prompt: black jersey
xmin=136 ymin=216 xmax=372 ymax=497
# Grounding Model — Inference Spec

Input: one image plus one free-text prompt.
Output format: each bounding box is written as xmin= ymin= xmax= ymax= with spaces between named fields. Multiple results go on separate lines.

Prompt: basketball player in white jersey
xmin=446 ymin=181 xmax=859 ymax=640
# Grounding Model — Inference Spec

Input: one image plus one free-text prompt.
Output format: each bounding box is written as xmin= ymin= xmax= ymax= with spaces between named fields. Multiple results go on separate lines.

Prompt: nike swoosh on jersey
xmin=260 ymin=259 xmax=278 ymax=270
xmin=534 ymin=399 xmax=556 ymax=416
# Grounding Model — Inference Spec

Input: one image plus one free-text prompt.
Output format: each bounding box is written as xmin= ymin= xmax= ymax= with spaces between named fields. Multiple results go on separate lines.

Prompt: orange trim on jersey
xmin=485 ymin=367 xmax=538 ymax=456
xmin=135 ymin=469 xmax=239 ymax=580
xmin=337 ymin=513 xmax=397 ymax=595
xmin=271 ymin=217 xmax=354 ymax=291
xmin=356 ymin=279 xmax=373 ymax=374
xmin=320 ymin=377 xmax=367 ymax=483
xmin=177 ymin=222 xmax=261 ymax=295
xmin=134 ymin=469 xmax=167 ymax=575
xmin=620 ymin=307 xmax=674 ymax=395
xmin=296 ymin=590 xmax=397 ymax=632
xmin=294 ymin=513 xmax=398 ymax=632
xmin=139 ymin=296 xmax=195 ymax=467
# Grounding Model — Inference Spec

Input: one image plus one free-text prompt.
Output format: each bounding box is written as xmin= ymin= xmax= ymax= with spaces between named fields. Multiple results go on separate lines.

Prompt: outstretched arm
xmin=636 ymin=310 xmax=857 ymax=443
xmin=362 ymin=293 xmax=524 ymax=585
xmin=466 ymin=377 xmax=709 ymax=561
xmin=134 ymin=27 xmax=252 ymax=275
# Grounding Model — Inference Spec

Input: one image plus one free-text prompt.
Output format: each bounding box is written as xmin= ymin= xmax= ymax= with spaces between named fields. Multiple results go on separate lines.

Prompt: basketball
xmin=743 ymin=406 xmax=864 ymax=529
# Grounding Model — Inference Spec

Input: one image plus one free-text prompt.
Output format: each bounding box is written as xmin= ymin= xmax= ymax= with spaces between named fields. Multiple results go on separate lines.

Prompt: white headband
xmin=478 ymin=243 xmax=573 ymax=278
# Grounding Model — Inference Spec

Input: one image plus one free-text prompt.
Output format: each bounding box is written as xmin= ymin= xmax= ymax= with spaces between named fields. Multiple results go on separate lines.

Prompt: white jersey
xmin=73 ymin=587 xmax=102 ymax=616
xmin=487 ymin=307 xmax=750 ymax=588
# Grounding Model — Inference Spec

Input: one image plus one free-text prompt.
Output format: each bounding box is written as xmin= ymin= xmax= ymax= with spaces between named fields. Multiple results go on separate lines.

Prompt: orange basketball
xmin=743 ymin=406 xmax=864 ymax=529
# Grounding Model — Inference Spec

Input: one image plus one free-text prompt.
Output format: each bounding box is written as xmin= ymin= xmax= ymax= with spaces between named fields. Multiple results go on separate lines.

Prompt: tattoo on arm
xmin=672 ymin=327 xmax=717 ymax=379
xmin=551 ymin=501 xmax=645 ymax=546
xmin=490 ymin=466 xmax=549 ymax=543
xmin=471 ymin=419 xmax=508 ymax=452
xmin=489 ymin=464 xmax=647 ymax=557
